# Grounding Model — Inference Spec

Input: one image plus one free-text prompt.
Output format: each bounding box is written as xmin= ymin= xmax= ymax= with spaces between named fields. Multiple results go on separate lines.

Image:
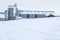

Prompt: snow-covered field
xmin=0 ymin=17 xmax=60 ymax=40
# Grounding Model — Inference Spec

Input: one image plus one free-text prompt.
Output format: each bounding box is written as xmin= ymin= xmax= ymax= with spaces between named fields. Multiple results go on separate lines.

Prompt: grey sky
xmin=0 ymin=0 xmax=60 ymax=15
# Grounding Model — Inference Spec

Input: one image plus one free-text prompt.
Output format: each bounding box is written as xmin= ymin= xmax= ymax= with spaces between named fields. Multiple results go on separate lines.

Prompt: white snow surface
xmin=0 ymin=17 xmax=60 ymax=40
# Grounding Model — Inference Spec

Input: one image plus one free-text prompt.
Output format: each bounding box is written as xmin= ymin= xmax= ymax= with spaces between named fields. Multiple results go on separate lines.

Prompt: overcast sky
xmin=0 ymin=0 xmax=60 ymax=15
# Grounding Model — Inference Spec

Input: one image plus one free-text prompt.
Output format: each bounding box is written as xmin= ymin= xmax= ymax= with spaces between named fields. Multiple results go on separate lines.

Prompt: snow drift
xmin=0 ymin=17 xmax=60 ymax=40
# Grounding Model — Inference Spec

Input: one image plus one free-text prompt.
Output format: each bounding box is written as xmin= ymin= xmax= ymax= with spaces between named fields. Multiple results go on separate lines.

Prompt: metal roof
xmin=18 ymin=10 xmax=54 ymax=14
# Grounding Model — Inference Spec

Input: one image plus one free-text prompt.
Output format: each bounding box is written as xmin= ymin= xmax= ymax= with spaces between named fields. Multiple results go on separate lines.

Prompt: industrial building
xmin=18 ymin=11 xmax=54 ymax=18
xmin=5 ymin=4 xmax=17 ymax=20
xmin=0 ymin=4 xmax=55 ymax=20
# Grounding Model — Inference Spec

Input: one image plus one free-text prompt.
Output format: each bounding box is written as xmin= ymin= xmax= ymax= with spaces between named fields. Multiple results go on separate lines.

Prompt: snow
xmin=0 ymin=17 xmax=60 ymax=40
xmin=0 ymin=14 xmax=5 ymax=18
xmin=20 ymin=11 xmax=53 ymax=14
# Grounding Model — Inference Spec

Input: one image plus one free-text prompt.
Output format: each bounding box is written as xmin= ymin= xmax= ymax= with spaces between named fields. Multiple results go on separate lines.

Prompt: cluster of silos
xmin=5 ymin=4 xmax=17 ymax=20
